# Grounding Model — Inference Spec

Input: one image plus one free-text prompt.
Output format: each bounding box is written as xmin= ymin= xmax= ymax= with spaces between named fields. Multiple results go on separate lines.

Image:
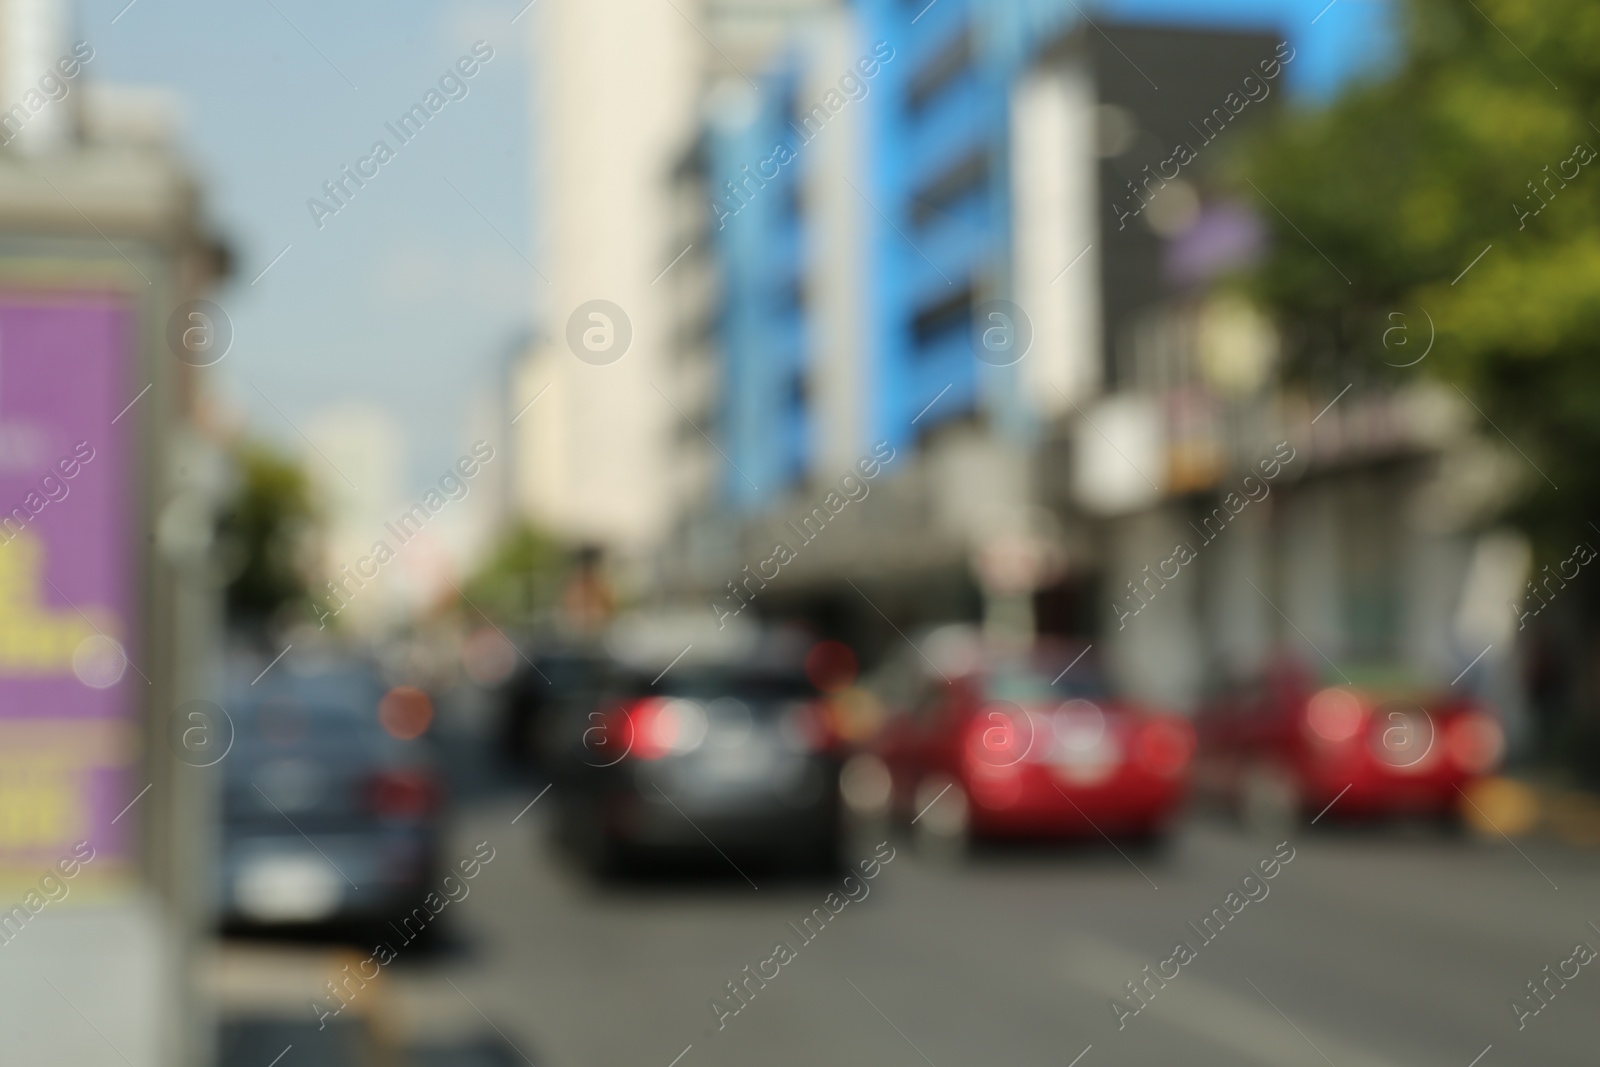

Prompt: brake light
xmin=1134 ymin=718 xmax=1194 ymax=777
xmin=1305 ymin=688 xmax=1365 ymax=744
xmin=965 ymin=704 xmax=1035 ymax=769
xmin=1446 ymin=713 xmax=1504 ymax=774
xmin=378 ymin=686 xmax=433 ymax=740
xmin=626 ymin=698 xmax=707 ymax=761
xmin=367 ymin=769 xmax=438 ymax=819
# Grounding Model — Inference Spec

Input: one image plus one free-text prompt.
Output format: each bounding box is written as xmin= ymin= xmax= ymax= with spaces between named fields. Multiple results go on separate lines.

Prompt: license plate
xmin=235 ymin=855 xmax=342 ymax=922
xmin=699 ymin=744 xmax=776 ymax=782
xmin=1050 ymin=708 xmax=1120 ymax=783
xmin=1371 ymin=709 xmax=1437 ymax=773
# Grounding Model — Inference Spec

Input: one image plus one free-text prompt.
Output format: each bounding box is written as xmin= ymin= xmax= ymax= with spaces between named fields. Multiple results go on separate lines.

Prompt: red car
xmin=1195 ymin=660 xmax=1504 ymax=828
xmin=861 ymin=636 xmax=1193 ymax=845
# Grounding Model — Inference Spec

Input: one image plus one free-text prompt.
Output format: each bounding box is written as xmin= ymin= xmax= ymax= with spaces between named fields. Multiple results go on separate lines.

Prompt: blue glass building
xmin=703 ymin=0 xmax=1391 ymax=511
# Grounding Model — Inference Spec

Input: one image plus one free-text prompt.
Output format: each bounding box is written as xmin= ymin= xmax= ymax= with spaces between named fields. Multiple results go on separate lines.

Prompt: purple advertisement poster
xmin=0 ymin=291 xmax=135 ymax=882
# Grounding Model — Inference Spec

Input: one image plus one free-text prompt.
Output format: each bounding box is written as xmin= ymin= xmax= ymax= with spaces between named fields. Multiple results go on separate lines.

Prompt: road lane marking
xmin=1245 ymin=976 xmax=1338 ymax=1067
xmin=1060 ymin=934 xmax=1407 ymax=1067
xmin=846 ymin=977 xmax=940 ymax=1067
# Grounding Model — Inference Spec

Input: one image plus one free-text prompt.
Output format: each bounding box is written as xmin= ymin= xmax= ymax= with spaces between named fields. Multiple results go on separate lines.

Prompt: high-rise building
xmin=515 ymin=0 xmax=836 ymax=578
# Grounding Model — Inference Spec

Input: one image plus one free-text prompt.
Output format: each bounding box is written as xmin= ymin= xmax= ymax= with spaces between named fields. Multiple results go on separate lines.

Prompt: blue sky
xmin=81 ymin=0 xmax=1390 ymax=493
xmin=83 ymin=0 xmax=535 ymax=492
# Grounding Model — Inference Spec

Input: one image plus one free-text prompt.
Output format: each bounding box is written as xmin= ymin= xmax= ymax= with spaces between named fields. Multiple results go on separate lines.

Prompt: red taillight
xmin=625 ymin=698 xmax=707 ymax=761
xmin=965 ymin=704 xmax=1035 ymax=769
xmin=368 ymin=769 xmax=438 ymax=819
xmin=1305 ymin=688 xmax=1365 ymax=745
xmin=1134 ymin=718 xmax=1194 ymax=777
xmin=379 ymin=686 xmax=434 ymax=740
xmin=1446 ymin=713 xmax=1504 ymax=774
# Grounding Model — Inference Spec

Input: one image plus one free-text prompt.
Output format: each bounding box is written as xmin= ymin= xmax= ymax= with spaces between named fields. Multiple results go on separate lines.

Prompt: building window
xmin=909 ymin=285 xmax=975 ymax=352
xmin=906 ymin=27 xmax=973 ymax=116
xmin=910 ymin=148 xmax=989 ymax=228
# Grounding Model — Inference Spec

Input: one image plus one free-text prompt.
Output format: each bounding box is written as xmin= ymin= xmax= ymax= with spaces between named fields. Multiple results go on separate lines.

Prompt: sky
xmin=78 ymin=0 xmax=1392 ymax=495
xmin=82 ymin=0 xmax=536 ymax=495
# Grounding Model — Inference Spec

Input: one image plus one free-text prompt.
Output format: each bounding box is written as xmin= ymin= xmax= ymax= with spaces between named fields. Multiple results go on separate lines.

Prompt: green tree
xmin=1236 ymin=0 xmax=1600 ymax=774
xmin=216 ymin=441 xmax=317 ymax=630
xmin=461 ymin=521 xmax=568 ymax=623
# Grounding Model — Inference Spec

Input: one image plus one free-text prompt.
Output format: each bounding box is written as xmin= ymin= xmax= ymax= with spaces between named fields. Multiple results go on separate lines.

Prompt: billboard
xmin=0 ymin=291 xmax=136 ymax=886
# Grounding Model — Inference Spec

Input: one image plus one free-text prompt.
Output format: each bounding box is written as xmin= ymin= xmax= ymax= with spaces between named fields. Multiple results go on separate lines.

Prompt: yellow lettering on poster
xmin=0 ymin=722 xmax=128 ymax=857
xmin=0 ymin=532 xmax=115 ymax=675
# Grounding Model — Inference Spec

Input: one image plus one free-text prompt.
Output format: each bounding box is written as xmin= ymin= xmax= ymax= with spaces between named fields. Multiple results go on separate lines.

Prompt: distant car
xmin=497 ymin=641 xmax=607 ymax=770
xmin=1195 ymin=660 xmax=1504 ymax=828
xmin=547 ymin=629 xmax=844 ymax=874
xmin=863 ymin=632 xmax=1193 ymax=846
xmin=219 ymin=658 xmax=442 ymax=932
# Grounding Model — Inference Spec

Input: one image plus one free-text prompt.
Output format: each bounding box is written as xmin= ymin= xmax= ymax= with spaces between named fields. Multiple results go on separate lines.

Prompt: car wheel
xmin=1239 ymin=763 xmax=1300 ymax=837
xmin=911 ymin=775 xmax=969 ymax=861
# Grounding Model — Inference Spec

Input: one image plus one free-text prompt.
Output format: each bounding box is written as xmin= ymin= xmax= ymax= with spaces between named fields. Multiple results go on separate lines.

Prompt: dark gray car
xmin=219 ymin=659 xmax=442 ymax=931
xmin=550 ymin=661 xmax=842 ymax=875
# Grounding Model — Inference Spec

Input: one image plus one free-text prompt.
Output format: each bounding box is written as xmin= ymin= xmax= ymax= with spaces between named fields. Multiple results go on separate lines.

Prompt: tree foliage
xmin=1235 ymin=0 xmax=1600 ymax=773
xmin=461 ymin=521 xmax=568 ymax=623
xmin=216 ymin=441 xmax=317 ymax=630
xmin=1236 ymin=0 xmax=1600 ymax=547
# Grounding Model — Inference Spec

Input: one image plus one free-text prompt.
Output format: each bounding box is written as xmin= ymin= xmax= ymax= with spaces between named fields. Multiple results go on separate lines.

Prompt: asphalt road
xmin=354 ymin=786 xmax=1599 ymax=1067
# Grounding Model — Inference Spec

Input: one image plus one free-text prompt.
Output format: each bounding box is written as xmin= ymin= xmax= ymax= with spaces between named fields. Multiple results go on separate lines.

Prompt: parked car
xmin=1195 ymin=659 xmax=1504 ymax=828
xmin=862 ymin=628 xmax=1193 ymax=846
xmin=219 ymin=655 xmax=443 ymax=933
xmin=547 ymin=617 xmax=844 ymax=874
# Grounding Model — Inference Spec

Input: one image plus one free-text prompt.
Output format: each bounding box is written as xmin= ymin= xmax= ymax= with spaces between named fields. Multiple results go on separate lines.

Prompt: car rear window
xmin=985 ymin=663 xmax=1108 ymax=704
xmin=231 ymin=697 xmax=377 ymax=749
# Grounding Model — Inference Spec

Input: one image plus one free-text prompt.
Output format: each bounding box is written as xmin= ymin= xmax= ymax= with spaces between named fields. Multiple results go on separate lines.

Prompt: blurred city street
xmin=207 ymin=695 xmax=1600 ymax=1067
xmin=3 ymin=0 xmax=1600 ymax=1063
